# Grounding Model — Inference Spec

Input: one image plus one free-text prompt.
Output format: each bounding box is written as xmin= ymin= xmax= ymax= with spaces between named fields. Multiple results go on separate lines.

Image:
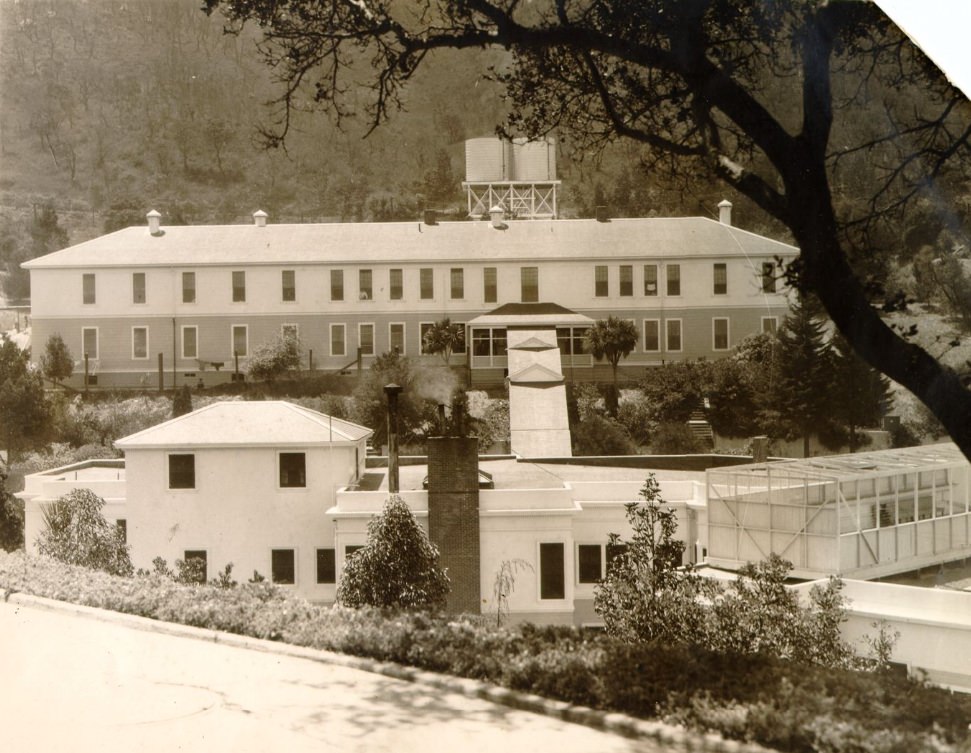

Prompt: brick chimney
xmin=427 ymin=430 xmax=480 ymax=614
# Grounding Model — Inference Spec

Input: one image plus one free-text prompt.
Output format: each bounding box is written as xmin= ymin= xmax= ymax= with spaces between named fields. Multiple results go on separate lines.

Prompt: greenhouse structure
xmin=706 ymin=444 xmax=971 ymax=579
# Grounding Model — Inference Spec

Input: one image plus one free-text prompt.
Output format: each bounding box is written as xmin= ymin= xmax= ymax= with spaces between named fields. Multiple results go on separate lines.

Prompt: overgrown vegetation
xmin=36 ymin=488 xmax=132 ymax=577
xmin=2 ymin=550 xmax=968 ymax=753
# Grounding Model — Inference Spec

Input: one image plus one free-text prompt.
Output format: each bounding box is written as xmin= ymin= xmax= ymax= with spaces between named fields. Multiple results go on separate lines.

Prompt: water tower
xmin=462 ymin=137 xmax=560 ymax=219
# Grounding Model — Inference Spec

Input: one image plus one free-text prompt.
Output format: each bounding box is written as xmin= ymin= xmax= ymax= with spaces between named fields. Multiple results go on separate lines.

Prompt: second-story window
xmin=420 ymin=268 xmax=434 ymax=300
xmin=331 ymin=269 xmax=344 ymax=301
xmin=713 ymin=263 xmax=727 ymax=295
xmin=82 ymin=273 xmax=96 ymax=304
xmin=282 ymin=270 xmax=296 ymax=302
xmin=620 ymin=265 xmax=633 ymax=297
xmin=666 ymin=264 xmax=681 ymax=296
xmin=450 ymin=268 xmax=464 ymax=299
xmin=521 ymin=267 xmax=538 ymax=303
xmin=182 ymin=272 xmax=196 ymax=303
xmin=484 ymin=267 xmax=497 ymax=303
xmin=132 ymin=272 xmax=146 ymax=304
xmin=359 ymin=269 xmax=372 ymax=300
xmin=644 ymin=264 xmax=658 ymax=295
xmin=762 ymin=262 xmax=777 ymax=293
xmin=279 ymin=452 xmax=306 ymax=488
xmin=232 ymin=271 xmax=246 ymax=302
xmin=594 ymin=265 xmax=608 ymax=297
xmin=389 ymin=268 xmax=403 ymax=300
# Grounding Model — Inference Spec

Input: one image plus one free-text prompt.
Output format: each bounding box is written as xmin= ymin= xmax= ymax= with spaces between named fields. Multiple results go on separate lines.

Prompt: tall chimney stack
xmin=384 ymin=384 xmax=403 ymax=494
xmin=718 ymin=199 xmax=733 ymax=226
xmin=147 ymin=209 xmax=161 ymax=235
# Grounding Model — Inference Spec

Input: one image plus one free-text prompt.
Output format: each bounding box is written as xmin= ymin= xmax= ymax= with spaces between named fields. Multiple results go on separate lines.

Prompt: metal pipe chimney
xmin=384 ymin=383 xmax=403 ymax=494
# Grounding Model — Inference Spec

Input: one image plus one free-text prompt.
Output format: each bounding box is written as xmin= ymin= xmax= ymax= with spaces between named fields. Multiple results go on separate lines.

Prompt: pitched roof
xmin=509 ymin=336 xmax=557 ymax=351
xmin=23 ymin=216 xmax=799 ymax=270
xmin=470 ymin=304 xmax=594 ymax=328
xmin=115 ymin=401 xmax=372 ymax=449
xmin=508 ymin=363 xmax=565 ymax=384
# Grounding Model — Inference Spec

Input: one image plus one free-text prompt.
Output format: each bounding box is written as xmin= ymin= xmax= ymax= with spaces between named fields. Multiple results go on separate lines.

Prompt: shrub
xmin=247 ymin=332 xmax=302 ymax=382
xmin=572 ymin=415 xmax=635 ymax=455
xmin=336 ymin=495 xmax=449 ymax=610
xmin=0 ymin=466 xmax=24 ymax=551
xmin=36 ymin=488 xmax=132 ymax=576
xmin=172 ymin=385 xmax=193 ymax=417
xmin=650 ymin=421 xmax=708 ymax=454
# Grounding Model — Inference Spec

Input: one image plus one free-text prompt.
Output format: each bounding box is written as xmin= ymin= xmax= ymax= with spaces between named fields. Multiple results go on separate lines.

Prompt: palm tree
xmin=585 ymin=317 xmax=639 ymax=414
xmin=422 ymin=318 xmax=465 ymax=366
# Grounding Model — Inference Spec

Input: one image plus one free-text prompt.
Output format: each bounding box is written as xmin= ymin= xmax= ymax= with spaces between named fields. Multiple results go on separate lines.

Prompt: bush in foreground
xmin=1 ymin=551 xmax=969 ymax=753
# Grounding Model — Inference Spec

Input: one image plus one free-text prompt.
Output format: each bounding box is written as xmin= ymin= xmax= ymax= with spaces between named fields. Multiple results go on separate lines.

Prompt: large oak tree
xmin=204 ymin=0 xmax=971 ymax=458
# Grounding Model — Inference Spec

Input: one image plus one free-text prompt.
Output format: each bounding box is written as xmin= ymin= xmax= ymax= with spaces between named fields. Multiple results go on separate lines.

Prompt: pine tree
xmin=769 ymin=296 xmax=835 ymax=457
xmin=172 ymin=384 xmax=193 ymax=418
xmin=40 ymin=333 xmax=74 ymax=385
xmin=830 ymin=333 xmax=893 ymax=450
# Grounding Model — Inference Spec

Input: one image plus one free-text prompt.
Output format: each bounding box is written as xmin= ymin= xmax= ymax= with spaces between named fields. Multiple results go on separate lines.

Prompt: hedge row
xmin=2 ymin=551 xmax=968 ymax=753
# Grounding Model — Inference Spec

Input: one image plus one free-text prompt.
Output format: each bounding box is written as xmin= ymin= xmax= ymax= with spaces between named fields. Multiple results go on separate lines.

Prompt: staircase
xmin=687 ymin=404 xmax=714 ymax=446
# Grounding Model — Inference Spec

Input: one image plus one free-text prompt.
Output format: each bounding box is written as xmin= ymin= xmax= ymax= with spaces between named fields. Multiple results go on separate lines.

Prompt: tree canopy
xmin=421 ymin=318 xmax=465 ymax=366
xmin=37 ymin=488 xmax=133 ymax=577
xmin=204 ymin=0 xmax=971 ymax=460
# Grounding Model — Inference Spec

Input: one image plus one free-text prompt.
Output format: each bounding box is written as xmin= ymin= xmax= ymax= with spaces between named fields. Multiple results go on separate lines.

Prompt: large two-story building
xmin=23 ymin=203 xmax=797 ymax=389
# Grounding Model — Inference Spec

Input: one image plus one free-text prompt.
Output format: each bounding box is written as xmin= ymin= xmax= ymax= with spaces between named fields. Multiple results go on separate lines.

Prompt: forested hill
xmin=0 ymin=0 xmax=967 ymax=300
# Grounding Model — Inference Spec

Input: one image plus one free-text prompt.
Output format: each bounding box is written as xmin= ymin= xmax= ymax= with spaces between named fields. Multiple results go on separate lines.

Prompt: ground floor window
xmin=471 ymin=327 xmax=507 ymax=368
xmin=316 ymin=548 xmax=336 ymax=584
xmin=539 ymin=542 xmax=565 ymax=599
xmin=271 ymin=549 xmax=296 ymax=584
xmin=183 ymin=550 xmax=207 ymax=584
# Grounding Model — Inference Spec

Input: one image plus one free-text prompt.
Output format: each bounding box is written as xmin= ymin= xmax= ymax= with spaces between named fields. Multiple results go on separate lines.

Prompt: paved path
xmin=0 ymin=601 xmax=654 ymax=753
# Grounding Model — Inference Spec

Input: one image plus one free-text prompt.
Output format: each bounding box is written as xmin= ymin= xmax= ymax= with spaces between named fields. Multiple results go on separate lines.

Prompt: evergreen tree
xmin=40 ymin=333 xmax=74 ymax=385
xmin=0 ymin=466 xmax=24 ymax=552
xmin=584 ymin=317 xmax=639 ymax=415
xmin=830 ymin=333 xmax=893 ymax=450
xmin=421 ymin=318 xmax=465 ymax=366
xmin=768 ymin=297 xmax=835 ymax=457
xmin=37 ymin=488 xmax=133 ymax=577
xmin=336 ymin=495 xmax=449 ymax=610
xmin=0 ymin=335 xmax=52 ymax=462
xmin=172 ymin=385 xmax=193 ymax=418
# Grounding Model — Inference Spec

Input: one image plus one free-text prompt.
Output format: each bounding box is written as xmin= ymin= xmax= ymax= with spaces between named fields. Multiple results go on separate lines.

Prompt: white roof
xmin=115 ymin=401 xmax=372 ymax=449
xmin=23 ymin=216 xmax=798 ymax=269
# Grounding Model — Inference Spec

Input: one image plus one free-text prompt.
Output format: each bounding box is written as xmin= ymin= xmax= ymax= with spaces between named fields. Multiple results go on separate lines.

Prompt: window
xmin=279 ymin=452 xmax=306 ymax=488
xmin=345 ymin=545 xmax=363 ymax=558
xmin=644 ymin=264 xmax=658 ymax=295
xmin=594 ymin=265 xmax=608 ymax=297
xmin=484 ymin=267 xmax=497 ymax=303
xmin=539 ymin=542 xmax=565 ymax=600
xmin=556 ymin=326 xmax=588 ymax=356
xmin=619 ymin=265 xmax=633 ymax=297
xmin=181 ymin=326 xmax=197 ymax=359
xmin=666 ymin=319 xmax=682 ymax=351
xmin=132 ymin=327 xmax=148 ymax=360
xmin=521 ymin=267 xmax=539 ymax=302
xmin=232 ymin=325 xmax=248 ymax=357
xmin=183 ymin=550 xmax=207 ymax=584
xmin=359 ymin=323 xmax=375 ymax=356
xmin=420 ymin=322 xmax=434 ymax=355
xmin=282 ymin=270 xmax=296 ymax=302
xmin=420 ymin=268 xmax=434 ymax=300
xmin=452 ymin=322 xmax=467 ymax=355
xmin=389 ymin=268 xmax=403 ymax=300
xmin=471 ymin=327 xmax=507 ymax=367
xmin=389 ymin=323 xmax=405 ymax=354
xmin=271 ymin=549 xmax=295 ymax=585
xmin=713 ymin=263 xmax=727 ymax=295
xmin=168 ymin=454 xmax=195 ymax=489
xmin=450 ymin=268 xmax=464 ymax=299
xmin=82 ymin=327 xmax=98 ymax=359
xmin=762 ymin=317 xmax=778 ymax=334
xmin=116 ymin=519 xmax=127 ymax=543
xmin=359 ymin=269 xmax=372 ymax=300
xmin=331 ymin=324 xmax=346 ymax=357
xmin=82 ymin=273 xmax=96 ymax=304
xmin=182 ymin=272 xmax=196 ymax=303
xmin=232 ymin=271 xmax=246 ymax=302
xmin=666 ymin=265 xmax=681 ymax=296
xmin=331 ymin=269 xmax=344 ymax=301
xmin=132 ymin=272 xmax=146 ymax=304
xmin=643 ymin=320 xmax=660 ymax=352
xmin=713 ymin=318 xmax=729 ymax=350
xmin=761 ymin=262 xmax=777 ymax=293
xmin=316 ymin=548 xmax=336 ymax=584
xmin=578 ymin=544 xmax=602 ymax=584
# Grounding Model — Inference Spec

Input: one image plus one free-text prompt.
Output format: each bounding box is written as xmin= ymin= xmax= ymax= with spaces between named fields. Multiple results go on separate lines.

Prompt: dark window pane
xmin=169 ymin=454 xmax=195 ymax=489
xmin=279 ymin=452 xmax=306 ymax=487
xmin=282 ymin=270 xmax=296 ymax=301
xmin=133 ymin=273 xmax=146 ymax=304
xmin=713 ymin=263 xmax=727 ymax=295
xmin=82 ymin=273 xmax=96 ymax=304
xmin=182 ymin=272 xmax=196 ymax=303
xmin=183 ymin=550 xmax=207 ymax=584
xmin=450 ymin=268 xmax=464 ymax=299
xmin=390 ymin=269 xmax=403 ymax=300
xmin=595 ymin=265 xmax=608 ymax=297
xmin=331 ymin=269 xmax=344 ymax=301
xmin=271 ymin=549 xmax=295 ymax=584
xmin=619 ymin=265 xmax=633 ymax=297
xmin=484 ymin=267 xmax=497 ymax=303
xmin=540 ymin=542 xmax=565 ymax=599
xmin=420 ymin=268 xmax=434 ymax=299
xmin=316 ymin=548 xmax=336 ymax=584
xmin=578 ymin=545 xmax=602 ymax=584
xmin=232 ymin=271 xmax=246 ymax=302
xmin=359 ymin=269 xmax=372 ymax=300
xmin=644 ymin=265 xmax=658 ymax=296
xmin=666 ymin=265 xmax=681 ymax=296
xmin=345 ymin=545 xmax=363 ymax=558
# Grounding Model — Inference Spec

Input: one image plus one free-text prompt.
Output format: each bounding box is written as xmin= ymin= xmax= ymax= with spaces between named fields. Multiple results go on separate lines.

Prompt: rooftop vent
xmin=424 ymin=209 xmax=438 ymax=226
xmin=146 ymin=209 xmax=161 ymax=236
xmin=595 ymin=205 xmax=610 ymax=223
xmin=718 ymin=199 xmax=733 ymax=226
xmin=253 ymin=210 xmax=268 ymax=227
xmin=489 ymin=205 xmax=506 ymax=229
